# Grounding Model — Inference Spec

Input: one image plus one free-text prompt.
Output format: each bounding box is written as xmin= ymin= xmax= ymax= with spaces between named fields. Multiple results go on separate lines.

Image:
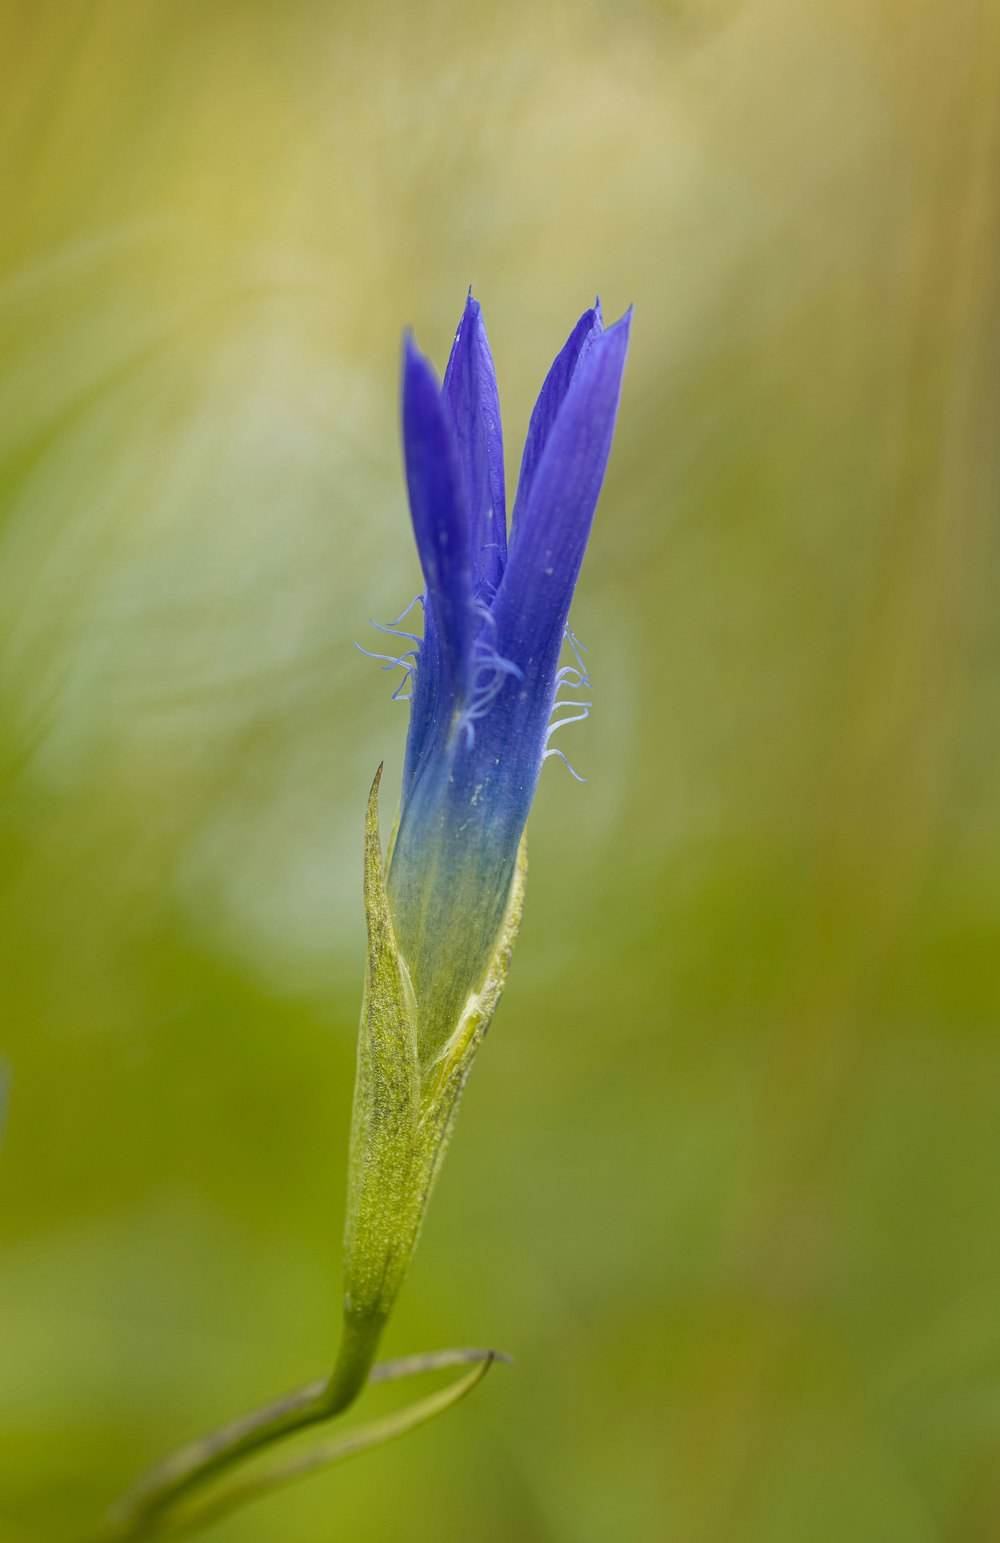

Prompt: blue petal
xmin=401 ymin=334 xmax=475 ymax=698
xmin=493 ymin=306 xmax=632 ymax=689
xmin=510 ymin=299 xmax=603 ymax=544
xmin=389 ymin=303 xmax=632 ymax=1057
xmin=443 ymin=293 xmax=507 ymax=598
xmin=401 ymin=599 xmax=443 ymax=805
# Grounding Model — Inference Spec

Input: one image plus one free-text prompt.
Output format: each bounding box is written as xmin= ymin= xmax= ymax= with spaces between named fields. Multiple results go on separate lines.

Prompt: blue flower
xmin=380 ymin=293 xmax=631 ymax=1056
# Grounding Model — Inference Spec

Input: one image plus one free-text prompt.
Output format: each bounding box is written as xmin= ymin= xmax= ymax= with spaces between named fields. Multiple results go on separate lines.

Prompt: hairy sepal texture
xmin=343 ymin=766 xmax=527 ymax=1328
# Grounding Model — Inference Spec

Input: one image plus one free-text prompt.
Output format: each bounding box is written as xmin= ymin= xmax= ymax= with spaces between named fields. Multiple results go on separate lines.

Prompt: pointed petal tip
xmin=447 ymin=291 xmax=484 ymax=368
xmin=443 ymin=287 xmax=506 ymax=588
xmin=597 ymin=304 xmax=633 ymax=353
xmin=402 ymin=330 xmax=441 ymax=392
xmin=589 ymin=299 xmax=632 ymax=345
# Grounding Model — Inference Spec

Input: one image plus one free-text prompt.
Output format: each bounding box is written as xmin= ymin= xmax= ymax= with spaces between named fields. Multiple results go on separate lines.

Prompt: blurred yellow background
xmin=1 ymin=1 xmax=998 ymax=1539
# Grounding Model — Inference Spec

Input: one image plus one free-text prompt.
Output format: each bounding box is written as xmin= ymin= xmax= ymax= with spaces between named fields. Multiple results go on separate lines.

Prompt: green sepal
xmin=418 ymin=832 xmax=527 ymax=1198
xmin=342 ymin=766 xmax=527 ymax=1331
xmin=342 ymin=764 xmax=422 ymax=1325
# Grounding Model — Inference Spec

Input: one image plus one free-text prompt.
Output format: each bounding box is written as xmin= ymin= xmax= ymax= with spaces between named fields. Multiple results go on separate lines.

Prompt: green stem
xmin=100 ymin=1311 xmax=385 ymax=1541
xmin=135 ymin=1354 xmax=497 ymax=1540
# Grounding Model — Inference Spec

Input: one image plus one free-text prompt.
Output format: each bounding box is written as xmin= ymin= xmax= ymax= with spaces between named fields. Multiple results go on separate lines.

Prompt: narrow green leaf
xmin=152 ymin=1356 xmax=500 ymax=1539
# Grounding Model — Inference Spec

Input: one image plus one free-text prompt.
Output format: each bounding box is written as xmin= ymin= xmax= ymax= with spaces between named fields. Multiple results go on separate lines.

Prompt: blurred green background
xmin=1 ymin=1 xmax=999 ymax=1539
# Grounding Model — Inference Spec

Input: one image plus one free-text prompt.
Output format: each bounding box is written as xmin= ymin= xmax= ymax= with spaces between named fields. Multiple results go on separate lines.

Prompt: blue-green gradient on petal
xmin=387 ymin=296 xmax=631 ymax=1055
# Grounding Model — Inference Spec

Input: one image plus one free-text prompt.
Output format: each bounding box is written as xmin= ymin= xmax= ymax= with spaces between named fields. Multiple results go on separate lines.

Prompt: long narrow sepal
xmin=343 ymin=771 xmax=527 ymax=1333
xmin=342 ymin=763 xmax=421 ymax=1329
